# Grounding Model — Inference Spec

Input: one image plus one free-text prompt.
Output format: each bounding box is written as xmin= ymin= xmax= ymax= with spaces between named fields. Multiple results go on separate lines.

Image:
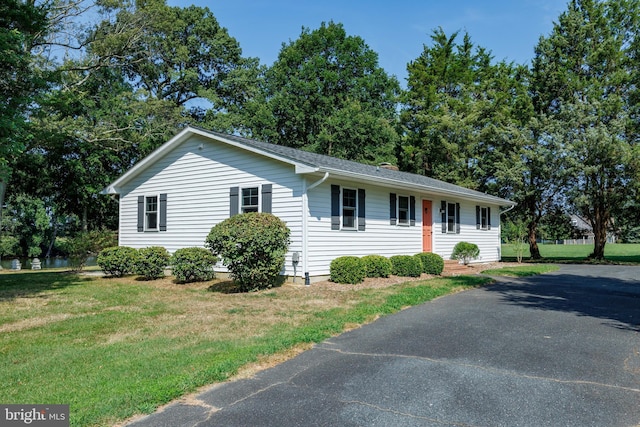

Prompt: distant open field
xmin=501 ymin=243 xmax=640 ymax=264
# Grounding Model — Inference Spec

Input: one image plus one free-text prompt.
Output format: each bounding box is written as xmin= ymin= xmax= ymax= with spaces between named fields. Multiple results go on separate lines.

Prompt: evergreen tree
xmin=401 ymin=29 xmax=531 ymax=193
xmin=532 ymin=0 xmax=640 ymax=259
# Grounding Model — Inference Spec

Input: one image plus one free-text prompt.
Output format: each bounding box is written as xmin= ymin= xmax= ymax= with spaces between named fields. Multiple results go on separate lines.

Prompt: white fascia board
xmin=316 ymin=167 xmax=516 ymax=207
xmin=102 ymin=126 xmax=318 ymax=194
xmin=101 ymin=127 xmax=195 ymax=194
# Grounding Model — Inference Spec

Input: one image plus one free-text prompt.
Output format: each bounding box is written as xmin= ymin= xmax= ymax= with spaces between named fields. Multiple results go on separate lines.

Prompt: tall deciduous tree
xmin=247 ymin=21 xmax=400 ymax=164
xmin=0 ymin=0 xmax=48 ymax=249
xmin=91 ymin=0 xmax=260 ymax=132
xmin=532 ymin=0 xmax=640 ymax=259
xmin=9 ymin=0 xmax=261 ymax=232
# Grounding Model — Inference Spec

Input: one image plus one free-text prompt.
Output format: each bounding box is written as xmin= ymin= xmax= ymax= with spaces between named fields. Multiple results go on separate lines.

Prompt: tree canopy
xmin=531 ymin=0 xmax=640 ymax=259
xmin=245 ymin=21 xmax=401 ymax=165
xmin=2 ymin=0 xmax=639 ymax=261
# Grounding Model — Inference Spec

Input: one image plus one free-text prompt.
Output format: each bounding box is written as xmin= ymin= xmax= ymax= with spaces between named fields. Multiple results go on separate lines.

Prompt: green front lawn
xmin=501 ymin=243 xmax=640 ymax=264
xmin=0 ymin=271 xmax=490 ymax=427
xmin=483 ymin=264 xmax=560 ymax=277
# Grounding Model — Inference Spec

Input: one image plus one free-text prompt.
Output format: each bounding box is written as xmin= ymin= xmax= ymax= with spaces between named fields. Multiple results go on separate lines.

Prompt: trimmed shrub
xmin=451 ymin=241 xmax=480 ymax=265
xmin=171 ymin=247 xmax=217 ymax=283
xmin=205 ymin=213 xmax=290 ymax=292
xmin=390 ymin=255 xmax=422 ymax=277
xmin=97 ymin=246 xmax=138 ymax=277
xmin=361 ymin=255 xmax=392 ymax=278
xmin=330 ymin=256 xmax=365 ymax=284
xmin=135 ymin=246 xmax=170 ymax=280
xmin=414 ymin=252 xmax=444 ymax=275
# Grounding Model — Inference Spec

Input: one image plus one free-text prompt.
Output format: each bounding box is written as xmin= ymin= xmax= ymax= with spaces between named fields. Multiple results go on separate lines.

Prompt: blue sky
xmin=169 ymin=1 xmax=568 ymax=87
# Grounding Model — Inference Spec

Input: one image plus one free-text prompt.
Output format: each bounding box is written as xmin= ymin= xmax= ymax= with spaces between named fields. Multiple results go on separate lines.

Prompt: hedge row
xmin=97 ymin=245 xmax=216 ymax=283
xmin=330 ymin=252 xmax=444 ymax=284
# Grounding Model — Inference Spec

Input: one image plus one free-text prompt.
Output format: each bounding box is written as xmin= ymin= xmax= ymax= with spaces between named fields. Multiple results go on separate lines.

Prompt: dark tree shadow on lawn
xmin=208 ymin=280 xmax=243 ymax=294
xmin=0 ymin=271 xmax=93 ymax=301
xmin=485 ymin=269 xmax=640 ymax=332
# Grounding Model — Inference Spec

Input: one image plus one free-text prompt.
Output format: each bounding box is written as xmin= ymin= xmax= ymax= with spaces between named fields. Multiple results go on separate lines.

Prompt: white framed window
xmin=447 ymin=202 xmax=457 ymax=233
xmin=145 ymin=195 xmax=158 ymax=231
xmin=398 ymin=195 xmax=410 ymax=225
xmin=342 ymin=188 xmax=357 ymax=229
xmin=476 ymin=205 xmax=491 ymax=231
xmin=480 ymin=207 xmax=489 ymax=230
xmin=241 ymin=187 xmax=259 ymax=213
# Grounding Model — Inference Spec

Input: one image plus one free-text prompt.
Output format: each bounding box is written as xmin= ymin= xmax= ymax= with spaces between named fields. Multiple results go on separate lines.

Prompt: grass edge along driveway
xmin=0 ymin=266 xmax=555 ymax=427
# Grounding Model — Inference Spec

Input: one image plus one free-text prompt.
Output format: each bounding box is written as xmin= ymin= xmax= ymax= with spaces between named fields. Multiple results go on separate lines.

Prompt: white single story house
xmin=102 ymin=126 xmax=515 ymax=284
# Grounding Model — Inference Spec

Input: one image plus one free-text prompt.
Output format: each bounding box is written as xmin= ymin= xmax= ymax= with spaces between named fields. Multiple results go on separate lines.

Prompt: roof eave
xmin=102 ymin=126 xmax=318 ymax=195
xmin=314 ymin=167 xmax=515 ymax=206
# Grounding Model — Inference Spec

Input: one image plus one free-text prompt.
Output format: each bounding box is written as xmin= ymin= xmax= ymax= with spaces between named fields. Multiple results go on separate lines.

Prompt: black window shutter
xmin=261 ymin=184 xmax=272 ymax=213
xmin=476 ymin=205 xmax=481 ymax=229
xmin=358 ymin=189 xmax=366 ymax=231
xmin=390 ymin=193 xmax=397 ymax=225
xmin=331 ymin=185 xmax=340 ymax=230
xmin=441 ymin=201 xmax=447 ymax=233
xmin=137 ymin=196 xmax=144 ymax=232
xmin=230 ymin=187 xmax=239 ymax=216
xmin=409 ymin=196 xmax=416 ymax=226
xmin=488 ymin=207 xmax=492 ymax=230
xmin=159 ymin=193 xmax=167 ymax=231
xmin=456 ymin=203 xmax=461 ymax=234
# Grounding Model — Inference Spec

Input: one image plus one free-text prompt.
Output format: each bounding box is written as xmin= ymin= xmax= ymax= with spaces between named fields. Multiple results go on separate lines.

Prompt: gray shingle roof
xmin=194 ymin=126 xmax=514 ymax=206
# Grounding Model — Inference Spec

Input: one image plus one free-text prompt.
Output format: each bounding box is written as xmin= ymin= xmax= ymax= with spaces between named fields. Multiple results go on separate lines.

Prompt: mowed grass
xmin=483 ymin=264 xmax=560 ymax=277
xmin=501 ymin=243 xmax=640 ymax=264
xmin=0 ymin=270 xmax=491 ymax=427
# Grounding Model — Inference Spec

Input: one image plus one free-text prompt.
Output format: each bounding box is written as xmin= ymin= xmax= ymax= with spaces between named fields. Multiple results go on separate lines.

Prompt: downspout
xmin=500 ymin=204 xmax=516 ymax=215
xmin=302 ymin=172 xmax=329 ymax=285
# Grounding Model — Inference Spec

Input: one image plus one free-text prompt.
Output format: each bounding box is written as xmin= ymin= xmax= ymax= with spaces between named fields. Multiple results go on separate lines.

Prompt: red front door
xmin=422 ymin=200 xmax=432 ymax=252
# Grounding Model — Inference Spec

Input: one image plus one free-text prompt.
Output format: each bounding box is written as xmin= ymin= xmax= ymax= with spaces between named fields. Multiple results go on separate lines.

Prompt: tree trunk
xmin=45 ymin=218 xmax=57 ymax=259
xmin=527 ymin=221 xmax=542 ymax=260
xmin=588 ymin=206 xmax=609 ymax=260
xmin=82 ymin=205 xmax=88 ymax=232
xmin=0 ymin=179 xmax=4 ymax=269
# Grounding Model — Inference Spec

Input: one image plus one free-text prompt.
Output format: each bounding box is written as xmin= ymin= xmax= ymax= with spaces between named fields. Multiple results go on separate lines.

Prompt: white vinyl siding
xmin=306 ymin=180 xmax=422 ymax=277
xmin=117 ymin=135 xmax=304 ymax=277
xmin=434 ymin=199 xmax=502 ymax=263
xmin=116 ymin=133 xmax=504 ymax=280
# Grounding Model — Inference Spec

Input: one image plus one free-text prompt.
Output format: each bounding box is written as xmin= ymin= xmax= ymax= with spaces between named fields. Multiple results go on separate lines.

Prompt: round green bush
xmin=361 ymin=255 xmax=392 ymax=278
xmin=135 ymin=246 xmax=170 ymax=280
xmin=330 ymin=256 xmax=366 ymax=284
xmin=390 ymin=255 xmax=422 ymax=277
xmin=171 ymin=247 xmax=217 ymax=283
xmin=451 ymin=241 xmax=480 ymax=265
xmin=205 ymin=213 xmax=290 ymax=292
xmin=97 ymin=246 xmax=138 ymax=277
xmin=414 ymin=252 xmax=444 ymax=275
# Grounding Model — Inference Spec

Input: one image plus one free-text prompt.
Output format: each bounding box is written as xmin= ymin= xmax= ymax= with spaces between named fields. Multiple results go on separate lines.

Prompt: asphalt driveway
xmin=129 ymin=264 xmax=640 ymax=427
